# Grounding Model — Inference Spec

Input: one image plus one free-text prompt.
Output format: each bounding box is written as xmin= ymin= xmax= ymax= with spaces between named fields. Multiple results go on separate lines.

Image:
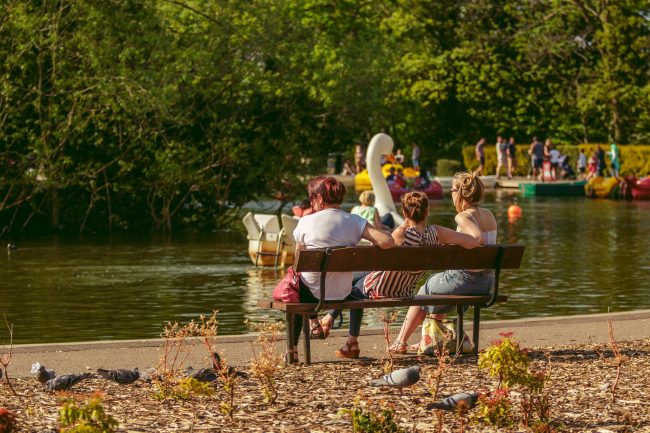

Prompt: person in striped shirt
xmin=390 ymin=171 xmax=497 ymax=354
xmin=320 ymin=191 xmax=480 ymax=359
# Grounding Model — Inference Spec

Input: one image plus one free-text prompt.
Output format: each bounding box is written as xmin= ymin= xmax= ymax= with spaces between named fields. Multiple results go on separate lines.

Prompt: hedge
xmin=462 ymin=144 xmax=650 ymax=177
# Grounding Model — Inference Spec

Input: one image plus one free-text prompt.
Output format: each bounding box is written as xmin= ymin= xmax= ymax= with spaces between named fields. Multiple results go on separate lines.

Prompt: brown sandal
xmin=335 ymin=342 xmax=360 ymax=359
xmin=389 ymin=341 xmax=408 ymax=355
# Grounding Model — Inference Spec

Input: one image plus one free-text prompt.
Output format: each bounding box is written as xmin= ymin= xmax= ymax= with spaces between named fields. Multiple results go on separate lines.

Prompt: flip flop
xmin=310 ymin=323 xmax=326 ymax=340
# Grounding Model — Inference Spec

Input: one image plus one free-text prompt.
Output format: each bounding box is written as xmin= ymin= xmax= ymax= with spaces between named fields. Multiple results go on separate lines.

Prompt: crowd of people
xmin=475 ymin=136 xmax=622 ymax=181
xmin=287 ymin=172 xmax=495 ymax=360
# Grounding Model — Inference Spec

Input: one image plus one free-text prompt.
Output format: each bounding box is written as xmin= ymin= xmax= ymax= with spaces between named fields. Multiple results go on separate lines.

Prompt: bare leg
xmin=393 ymin=306 xmax=428 ymax=346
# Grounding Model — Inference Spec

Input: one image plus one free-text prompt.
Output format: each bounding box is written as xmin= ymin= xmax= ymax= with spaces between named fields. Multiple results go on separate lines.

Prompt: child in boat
xmin=587 ymin=152 xmax=598 ymax=180
xmin=351 ymin=190 xmax=388 ymax=231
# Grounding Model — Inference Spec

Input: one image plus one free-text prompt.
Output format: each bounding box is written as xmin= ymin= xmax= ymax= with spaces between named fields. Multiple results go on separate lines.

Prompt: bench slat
xmin=257 ymin=294 xmax=508 ymax=312
xmin=294 ymin=244 xmax=524 ymax=272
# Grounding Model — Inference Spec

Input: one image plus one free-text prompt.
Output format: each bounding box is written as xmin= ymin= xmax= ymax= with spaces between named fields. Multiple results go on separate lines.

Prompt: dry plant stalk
xmin=156 ymin=311 xmax=219 ymax=398
xmin=201 ymin=335 xmax=239 ymax=421
xmin=426 ymin=327 xmax=460 ymax=402
xmin=434 ymin=409 xmax=445 ymax=433
xmin=607 ymin=317 xmax=629 ymax=403
xmin=0 ymin=315 xmax=17 ymax=395
xmin=379 ymin=311 xmax=399 ymax=373
xmin=455 ymin=400 xmax=469 ymax=433
xmin=248 ymin=321 xmax=284 ymax=405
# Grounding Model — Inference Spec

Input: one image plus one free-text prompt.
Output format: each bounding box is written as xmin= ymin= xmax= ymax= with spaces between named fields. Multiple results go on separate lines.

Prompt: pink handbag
xmin=272 ymin=267 xmax=300 ymax=303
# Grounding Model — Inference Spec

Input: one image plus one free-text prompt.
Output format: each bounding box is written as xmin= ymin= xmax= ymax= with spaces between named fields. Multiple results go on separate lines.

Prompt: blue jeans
xmin=327 ymin=273 xmax=368 ymax=337
xmin=418 ymin=270 xmax=494 ymax=314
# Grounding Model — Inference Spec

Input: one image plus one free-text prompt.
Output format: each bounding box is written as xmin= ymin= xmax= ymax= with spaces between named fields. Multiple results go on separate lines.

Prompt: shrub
xmin=436 ymin=159 xmax=463 ymax=176
xmin=340 ymin=398 xmax=404 ymax=433
xmin=478 ymin=333 xmax=529 ymax=388
xmin=0 ymin=408 xmax=17 ymax=433
xmin=477 ymin=388 xmax=514 ymax=428
xmin=59 ymin=398 xmax=118 ymax=433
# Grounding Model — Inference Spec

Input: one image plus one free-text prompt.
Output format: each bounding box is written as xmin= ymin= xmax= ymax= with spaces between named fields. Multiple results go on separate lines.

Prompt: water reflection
xmin=1 ymin=193 xmax=649 ymax=344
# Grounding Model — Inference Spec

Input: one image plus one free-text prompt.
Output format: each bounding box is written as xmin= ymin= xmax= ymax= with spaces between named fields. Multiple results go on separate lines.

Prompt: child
xmin=587 ymin=151 xmax=598 ymax=180
xmin=351 ymin=190 xmax=387 ymax=231
xmin=577 ymin=149 xmax=587 ymax=179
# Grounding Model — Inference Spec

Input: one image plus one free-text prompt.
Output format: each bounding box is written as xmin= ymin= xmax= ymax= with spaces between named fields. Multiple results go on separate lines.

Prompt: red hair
xmin=308 ymin=176 xmax=346 ymax=206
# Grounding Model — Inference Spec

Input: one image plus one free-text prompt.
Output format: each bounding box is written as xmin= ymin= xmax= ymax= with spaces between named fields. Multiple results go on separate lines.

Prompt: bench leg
xmin=285 ymin=312 xmax=295 ymax=364
xmin=302 ymin=314 xmax=312 ymax=365
xmin=473 ymin=307 xmax=481 ymax=356
xmin=456 ymin=305 xmax=464 ymax=355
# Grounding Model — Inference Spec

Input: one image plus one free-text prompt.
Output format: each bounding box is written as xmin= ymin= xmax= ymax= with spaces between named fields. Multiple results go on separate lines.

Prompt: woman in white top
xmin=290 ymin=176 xmax=394 ymax=361
xmin=390 ymin=171 xmax=498 ymax=353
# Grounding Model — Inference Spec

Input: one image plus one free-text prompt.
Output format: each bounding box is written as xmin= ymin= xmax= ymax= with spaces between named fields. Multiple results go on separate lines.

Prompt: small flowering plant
xmin=478 ymin=332 xmax=530 ymax=388
xmin=0 ymin=408 xmax=17 ymax=433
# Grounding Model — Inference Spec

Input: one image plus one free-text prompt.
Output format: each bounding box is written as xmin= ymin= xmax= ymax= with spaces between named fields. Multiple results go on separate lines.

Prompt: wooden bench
xmin=257 ymin=244 xmax=525 ymax=364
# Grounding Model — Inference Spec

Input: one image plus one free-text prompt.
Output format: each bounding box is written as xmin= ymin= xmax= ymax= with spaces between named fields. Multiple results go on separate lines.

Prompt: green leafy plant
xmin=59 ymin=398 xmax=118 ymax=433
xmin=477 ymin=388 xmax=514 ymax=428
xmin=153 ymin=377 xmax=215 ymax=401
xmin=436 ymin=159 xmax=463 ymax=176
xmin=339 ymin=397 xmax=403 ymax=433
xmin=478 ymin=332 xmax=530 ymax=388
xmin=0 ymin=408 xmax=17 ymax=433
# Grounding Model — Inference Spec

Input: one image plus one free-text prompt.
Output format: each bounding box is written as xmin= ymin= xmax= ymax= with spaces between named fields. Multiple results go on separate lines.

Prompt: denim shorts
xmin=417 ymin=269 xmax=494 ymax=314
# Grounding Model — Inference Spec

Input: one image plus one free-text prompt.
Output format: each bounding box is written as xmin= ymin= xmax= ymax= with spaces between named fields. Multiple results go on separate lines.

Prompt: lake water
xmin=2 ymin=191 xmax=649 ymax=344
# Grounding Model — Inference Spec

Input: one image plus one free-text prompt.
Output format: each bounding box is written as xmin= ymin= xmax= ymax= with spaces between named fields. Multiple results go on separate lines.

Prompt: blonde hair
xmin=452 ymin=170 xmax=484 ymax=209
xmin=401 ymin=191 xmax=428 ymax=222
xmin=359 ymin=190 xmax=375 ymax=206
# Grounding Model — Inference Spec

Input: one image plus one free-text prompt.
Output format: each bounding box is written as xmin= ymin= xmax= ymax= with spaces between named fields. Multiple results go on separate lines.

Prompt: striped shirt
xmin=363 ymin=225 xmax=439 ymax=298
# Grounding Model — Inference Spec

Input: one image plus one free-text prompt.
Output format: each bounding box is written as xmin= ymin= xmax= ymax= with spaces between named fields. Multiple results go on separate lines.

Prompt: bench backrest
xmin=294 ymin=244 xmax=524 ymax=312
xmin=294 ymin=244 xmax=524 ymax=273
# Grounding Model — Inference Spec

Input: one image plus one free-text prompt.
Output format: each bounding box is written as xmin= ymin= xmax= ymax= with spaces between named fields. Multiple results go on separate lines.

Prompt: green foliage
xmin=339 ymin=398 xmax=404 ymax=433
xmin=2 ymin=1 xmax=650 ymax=235
xmin=0 ymin=408 xmax=17 ymax=433
xmin=478 ymin=333 xmax=529 ymax=388
xmin=435 ymin=159 xmax=463 ymax=176
xmin=477 ymin=388 xmax=514 ymax=428
xmin=59 ymin=398 xmax=118 ymax=433
xmin=153 ymin=377 xmax=215 ymax=401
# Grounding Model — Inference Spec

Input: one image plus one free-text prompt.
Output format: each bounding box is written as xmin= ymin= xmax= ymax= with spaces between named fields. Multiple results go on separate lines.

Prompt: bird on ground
xmin=140 ymin=367 xmax=161 ymax=383
xmin=31 ymin=362 xmax=56 ymax=386
xmin=370 ymin=366 xmax=420 ymax=389
xmin=185 ymin=366 xmax=218 ymax=383
xmin=45 ymin=373 xmax=92 ymax=391
xmin=6 ymin=243 xmax=17 ymax=250
xmin=427 ymin=392 xmax=481 ymax=412
xmin=210 ymin=352 xmax=248 ymax=378
xmin=97 ymin=368 xmax=140 ymax=385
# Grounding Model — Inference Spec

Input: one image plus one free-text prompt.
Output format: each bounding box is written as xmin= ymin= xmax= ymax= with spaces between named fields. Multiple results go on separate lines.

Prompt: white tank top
xmin=457 ymin=209 xmax=497 ymax=244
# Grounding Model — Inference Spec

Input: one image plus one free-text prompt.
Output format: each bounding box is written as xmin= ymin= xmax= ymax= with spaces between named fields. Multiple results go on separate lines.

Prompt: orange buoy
xmin=507 ymin=204 xmax=522 ymax=218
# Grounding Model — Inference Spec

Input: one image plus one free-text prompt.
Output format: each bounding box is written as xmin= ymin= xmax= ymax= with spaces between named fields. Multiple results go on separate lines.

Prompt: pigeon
xmin=45 ymin=373 xmax=92 ymax=391
xmin=31 ymin=363 xmax=56 ymax=386
xmin=370 ymin=366 xmax=420 ymax=388
xmin=211 ymin=352 xmax=248 ymax=379
xmin=427 ymin=392 xmax=481 ymax=412
xmin=185 ymin=366 xmax=218 ymax=383
xmin=140 ymin=367 xmax=161 ymax=383
xmin=97 ymin=368 xmax=140 ymax=385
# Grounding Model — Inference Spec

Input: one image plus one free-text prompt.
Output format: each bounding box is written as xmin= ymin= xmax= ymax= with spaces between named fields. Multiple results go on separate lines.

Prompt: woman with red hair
xmin=290 ymin=176 xmax=394 ymax=361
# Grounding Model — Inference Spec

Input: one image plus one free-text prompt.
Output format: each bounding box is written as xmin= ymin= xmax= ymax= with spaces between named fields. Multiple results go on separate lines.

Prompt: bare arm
xmin=435 ymin=225 xmax=481 ymax=249
xmin=362 ymin=224 xmax=395 ymax=249
xmin=454 ymin=213 xmax=483 ymax=242
xmin=391 ymin=225 xmax=407 ymax=246
xmin=373 ymin=210 xmax=386 ymax=231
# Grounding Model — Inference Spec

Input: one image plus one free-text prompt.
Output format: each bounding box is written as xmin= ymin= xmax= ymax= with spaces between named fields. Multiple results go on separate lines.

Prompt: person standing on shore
xmin=577 ymin=148 xmax=587 ymax=179
xmin=528 ymin=136 xmax=544 ymax=180
xmin=609 ymin=143 xmax=621 ymax=178
xmin=411 ymin=143 xmax=421 ymax=170
xmin=507 ymin=137 xmax=517 ymax=179
xmin=495 ymin=136 xmax=508 ymax=179
xmin=596 ymin=145 xmax=606 ymax=177
xmin=475 ymin=138 xmax=486 ymax=175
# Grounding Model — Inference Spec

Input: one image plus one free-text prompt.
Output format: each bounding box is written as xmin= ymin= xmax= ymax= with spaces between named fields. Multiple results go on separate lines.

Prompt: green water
xmin=2 ymin=191 xmax=649 ymax=344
